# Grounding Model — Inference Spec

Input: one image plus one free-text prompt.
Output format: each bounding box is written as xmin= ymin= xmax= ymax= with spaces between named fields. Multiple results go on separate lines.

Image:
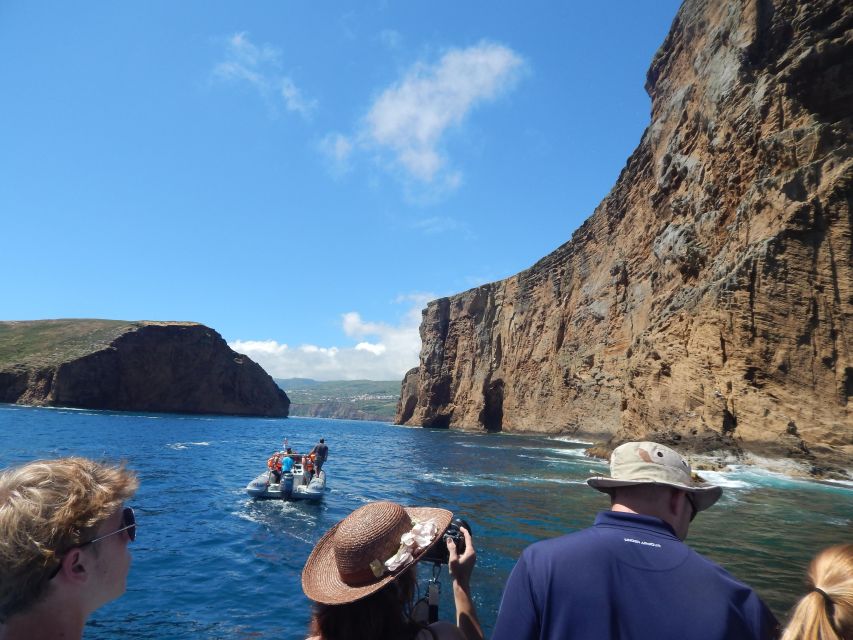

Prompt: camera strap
xmin=428 ymin=562 xmax=441 ymax=624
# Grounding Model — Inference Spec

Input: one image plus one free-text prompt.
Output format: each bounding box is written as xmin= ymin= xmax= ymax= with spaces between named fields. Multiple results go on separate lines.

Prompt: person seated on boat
xmin=268 ymin=453 xmax=283 ymax=483
xmin=302 ymin=501 xmax=482 ymax=640
xmin=282 ymin=449 xmax=295 ymax=474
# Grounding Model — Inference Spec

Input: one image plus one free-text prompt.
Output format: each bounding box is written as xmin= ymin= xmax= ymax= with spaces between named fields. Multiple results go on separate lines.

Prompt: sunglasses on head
xmin=81 ymin=507 xmax=136 ymax=547
xmin=48 ymin=507 xmax=136 ymax=579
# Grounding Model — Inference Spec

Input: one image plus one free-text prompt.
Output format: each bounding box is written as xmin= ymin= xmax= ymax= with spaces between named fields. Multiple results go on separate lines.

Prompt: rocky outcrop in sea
xmin=396 ymin=0 xmax=852 ymax=476
xmin=0 ymin=320 xmax=290 ymax=417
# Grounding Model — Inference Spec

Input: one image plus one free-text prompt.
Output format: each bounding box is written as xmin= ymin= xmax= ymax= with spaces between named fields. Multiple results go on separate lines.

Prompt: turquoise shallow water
xmin=1 ymin=404 xmax=851 ymax=639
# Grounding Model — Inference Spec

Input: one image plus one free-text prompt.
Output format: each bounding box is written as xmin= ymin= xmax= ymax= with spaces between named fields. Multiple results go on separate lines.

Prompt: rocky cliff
xmin=396 ymin=0 xmax=852 ymax=473
xmin=0 ymin=320 xmax=290 ymax=416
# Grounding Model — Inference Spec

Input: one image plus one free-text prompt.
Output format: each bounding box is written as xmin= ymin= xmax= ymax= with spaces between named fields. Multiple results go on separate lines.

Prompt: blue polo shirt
xmin=282 ymin=456 xmax=294 ymax=472
xmin=492 ymin=511 xmax=779 ymax=640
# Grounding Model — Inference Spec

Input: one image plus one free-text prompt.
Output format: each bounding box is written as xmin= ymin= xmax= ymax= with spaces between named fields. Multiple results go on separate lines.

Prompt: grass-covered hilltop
xmin=277 ymin=378 xmax=398 ymax=422
xmin=0 ymin=319 xmax=289 ymax=417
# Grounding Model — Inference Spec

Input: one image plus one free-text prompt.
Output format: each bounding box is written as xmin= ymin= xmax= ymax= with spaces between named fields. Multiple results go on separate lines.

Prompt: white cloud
xmin=229 ymin=294 xmax=435 ymax=381
xmin=411 ymin=215 xmax=469 ymax=236
xmin=362 ymin=41 xmax=524 ymax=183
xmin=379 ymin=29 xmax=402 ymax=50
xmin=318 ymin=132 xmax=354 ymax=175
xmin=280 ymin=78 xmax=316 ymax=117
xmin=213 ymin=32 xmax=315 ymax=117
xmin=355 ymin=342 xmax=386 ymax=355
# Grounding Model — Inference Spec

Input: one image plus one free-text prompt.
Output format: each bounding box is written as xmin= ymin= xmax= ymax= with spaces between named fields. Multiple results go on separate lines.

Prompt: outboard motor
xmin=281 ymin=473 xmax=294 ymax=499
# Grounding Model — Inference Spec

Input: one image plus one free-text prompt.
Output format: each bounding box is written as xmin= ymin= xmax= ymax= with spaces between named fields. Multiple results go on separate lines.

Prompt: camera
xmin=422 ymin=518 xmax=471 ymax=564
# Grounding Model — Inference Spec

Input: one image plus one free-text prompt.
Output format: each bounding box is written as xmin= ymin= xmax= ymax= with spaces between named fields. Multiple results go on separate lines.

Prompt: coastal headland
xmin=0 ymin=319 xmax=290 ymax=417
xmin=277 ymin=378 xmax=398 ymax=422
xmin=396 ymin=0 xmax=852 ymax=478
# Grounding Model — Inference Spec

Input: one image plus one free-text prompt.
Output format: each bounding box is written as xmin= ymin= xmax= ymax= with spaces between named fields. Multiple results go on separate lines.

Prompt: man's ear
xmin=57 ymin=548 xmax=89 ymax=585
xmin=668 ymin=488 xmax=684 ymax=517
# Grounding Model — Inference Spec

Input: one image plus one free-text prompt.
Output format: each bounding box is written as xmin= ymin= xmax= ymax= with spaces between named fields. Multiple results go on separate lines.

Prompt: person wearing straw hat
xmin=302 ymin=501 xmax=482 ymax=640
xmin=492 ymin=441 xmax=779 ymax=640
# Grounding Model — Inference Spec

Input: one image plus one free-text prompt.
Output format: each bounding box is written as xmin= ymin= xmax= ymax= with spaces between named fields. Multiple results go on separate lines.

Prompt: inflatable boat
xmin=246 ymin=463 xmax=326 ymax=501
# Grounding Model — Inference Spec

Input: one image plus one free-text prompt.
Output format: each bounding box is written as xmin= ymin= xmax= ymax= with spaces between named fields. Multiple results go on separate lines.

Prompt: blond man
xmin=0 ymin=457 xmax=138 ymax=640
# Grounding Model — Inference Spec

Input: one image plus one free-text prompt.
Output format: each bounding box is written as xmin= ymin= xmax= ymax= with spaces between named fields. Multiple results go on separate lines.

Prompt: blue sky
xmin=1 ymin=1 xmax=682 ymax=380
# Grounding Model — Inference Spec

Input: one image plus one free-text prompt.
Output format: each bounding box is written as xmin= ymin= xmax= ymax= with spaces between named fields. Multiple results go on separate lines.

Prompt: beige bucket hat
xmin=587 ymin=441 xmax=722 ymax=513
xmin=301 ymin=501 xmax=453 ymax=605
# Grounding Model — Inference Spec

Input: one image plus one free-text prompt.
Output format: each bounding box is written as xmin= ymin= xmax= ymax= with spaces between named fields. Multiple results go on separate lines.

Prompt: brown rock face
xmin=0 ymin=320 xmax=290 ymax=417
xmin=396 ymin=0 xmax=852 ymax=472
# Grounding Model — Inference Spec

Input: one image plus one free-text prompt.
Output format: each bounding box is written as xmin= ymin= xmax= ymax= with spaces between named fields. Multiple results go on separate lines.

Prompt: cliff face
xmin=0 ymin=320 xmax=290 ymax=417
xmin=396 ymin=0 xmax=852 ymax=471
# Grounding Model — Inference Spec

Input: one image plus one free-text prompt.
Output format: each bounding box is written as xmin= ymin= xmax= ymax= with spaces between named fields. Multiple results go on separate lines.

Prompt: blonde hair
xmin=0 ymin=457 xmax=138 ymax=620
xmin=781 ymin=544 xmax=853 ymax=640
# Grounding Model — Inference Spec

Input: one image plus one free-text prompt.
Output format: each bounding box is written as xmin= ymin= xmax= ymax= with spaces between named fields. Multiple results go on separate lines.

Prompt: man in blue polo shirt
xmin=492 ymin=441 xmax=779 ymax=640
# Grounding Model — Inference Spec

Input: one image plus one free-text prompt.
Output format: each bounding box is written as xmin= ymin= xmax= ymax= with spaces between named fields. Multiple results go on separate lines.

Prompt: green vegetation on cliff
xmin=276 ymin=378 xmax=399 ymax=421
xmin=0 ymin=320 xmax=135 ymax=369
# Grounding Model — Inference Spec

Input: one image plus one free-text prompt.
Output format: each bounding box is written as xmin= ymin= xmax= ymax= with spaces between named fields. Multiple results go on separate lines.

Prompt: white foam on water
xmin=165 ymin=442 xmax=211 ymax=450
xmin=724 ymin=465 xmax=815 ymax=490
xmin=542 ymin=448 xmax=609 ymax=465
xmin=822 ymin=478 xmax=853 ymax=489
xmin=697 ymin=463 xmax=853 ymax=494
xmin=549 ymin=436 xmax=595 ymax=445
xmin=233 ymin=507 xmax=266 ymax=525
xmin=457 ymin=442 xmax=510 ymax=451
xmin=543 ymin=447 xmax=588 ymax=457
xmin=518 ymin=454 xmax=585 ymax=466
xmin=520 ymin=477 xmax=588 ymax=486
xmin=420 ymin=470 xmax=513 ymax=488
xmin=692 ymin=470 xmax=753 ymax=489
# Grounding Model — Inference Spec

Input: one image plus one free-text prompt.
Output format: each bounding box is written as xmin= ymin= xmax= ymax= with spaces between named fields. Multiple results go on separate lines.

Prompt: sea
xmin=0 ymin=404 xmax=851 ymax=639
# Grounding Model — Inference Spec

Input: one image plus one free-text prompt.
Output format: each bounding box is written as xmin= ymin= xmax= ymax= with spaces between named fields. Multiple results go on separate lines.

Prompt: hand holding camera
xmin=422 ymin=518 xmax=471 ymax=564
xmin=447 ymin=524 xmax=475 ymax=591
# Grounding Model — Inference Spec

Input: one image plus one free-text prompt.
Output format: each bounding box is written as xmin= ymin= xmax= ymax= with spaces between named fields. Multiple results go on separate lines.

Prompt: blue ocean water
xmin=0 ymin=404 xmax=851 ymax=639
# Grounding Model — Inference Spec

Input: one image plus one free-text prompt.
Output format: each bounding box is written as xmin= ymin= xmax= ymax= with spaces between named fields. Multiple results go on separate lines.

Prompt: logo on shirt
xmin=623 ymin=537 xmax=662 ymax=548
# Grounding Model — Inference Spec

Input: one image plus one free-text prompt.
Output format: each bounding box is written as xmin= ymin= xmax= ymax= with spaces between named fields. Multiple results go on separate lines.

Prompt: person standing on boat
xmin=491 ymin=441 xmax=779 ymax=640
xmin=0 ymin=457 xmax=138 ymax=640
xmin=311 ymin=438 xmax=329 ymax=475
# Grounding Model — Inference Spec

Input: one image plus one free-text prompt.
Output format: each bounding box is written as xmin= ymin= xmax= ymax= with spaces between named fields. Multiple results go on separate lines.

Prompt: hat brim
xmin=302 ymin=506 xmax=453 ymax=605
xmin=587 ymin=477 xmax=722 ymax=512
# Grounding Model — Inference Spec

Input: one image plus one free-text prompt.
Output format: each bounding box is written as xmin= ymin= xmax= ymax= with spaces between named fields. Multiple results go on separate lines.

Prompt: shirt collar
xmin=594 ymin=510 xmax=679 ymax=539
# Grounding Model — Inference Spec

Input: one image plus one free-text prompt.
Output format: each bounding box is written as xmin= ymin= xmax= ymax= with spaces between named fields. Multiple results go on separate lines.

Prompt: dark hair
xmin=309 ymin=568 xmax=425 ymax=640
xmin=320 ymin=438 xmax=325 ymax=443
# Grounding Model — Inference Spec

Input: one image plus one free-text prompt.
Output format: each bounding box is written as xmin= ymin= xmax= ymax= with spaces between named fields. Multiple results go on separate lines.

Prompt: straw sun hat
xmin=302 ymin=501 xmax=453 ymax=605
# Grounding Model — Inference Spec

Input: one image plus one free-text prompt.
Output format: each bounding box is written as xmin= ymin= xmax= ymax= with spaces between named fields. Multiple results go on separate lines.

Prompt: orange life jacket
xmin=267 ymin=455 xmax=282 ymax=471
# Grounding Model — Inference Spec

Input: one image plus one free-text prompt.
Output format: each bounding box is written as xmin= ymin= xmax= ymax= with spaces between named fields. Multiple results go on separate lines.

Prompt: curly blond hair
xmin=0 ymin=457 xmax=138 ymax=620
xmin=782 ymin=544 xmax=853 ymax=640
